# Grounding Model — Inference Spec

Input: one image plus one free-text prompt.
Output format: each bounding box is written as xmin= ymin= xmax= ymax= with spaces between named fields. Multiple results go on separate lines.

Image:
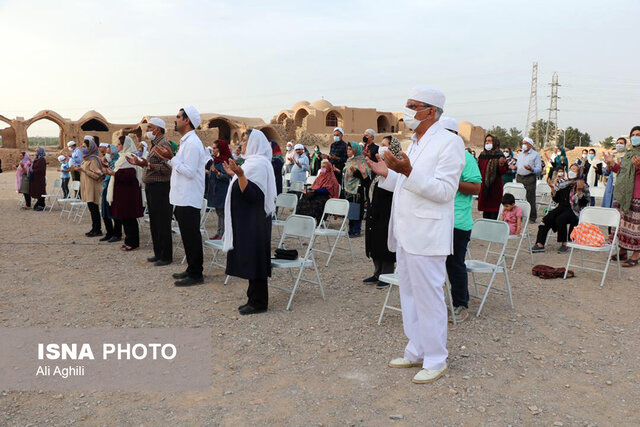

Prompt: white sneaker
xmin=388 ymin=357 xmax=423 ymax=368
xmin=412 ymin=364 xmax=448 ymax=384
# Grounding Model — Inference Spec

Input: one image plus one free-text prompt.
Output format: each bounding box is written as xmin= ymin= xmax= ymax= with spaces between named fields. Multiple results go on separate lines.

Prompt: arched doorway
xmin=325 ymin=110 xmax=343 ymax=128
xmin=0 ymin=116 xmax=17 ymax=148
xmin=294 ymin=109 xmax=309 ymax=127
xmin=208 ymin=118 xmax=234 ymax=141
xmin=25 ymin=117 xmax=64 ymax=149
xmin=260 ymin=126 xmax=284 ymax=145
xmin=81 ymin=118 xmax=109 ymax=132
xmin=377 ymin=115 xmax=390 ymax=133
xmin=276 ymin=113 xmax=288 ymax=124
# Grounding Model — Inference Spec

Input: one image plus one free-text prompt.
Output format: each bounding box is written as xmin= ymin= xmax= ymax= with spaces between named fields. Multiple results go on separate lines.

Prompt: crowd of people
xmin=12 ymin=88 xmax=640 ymax=385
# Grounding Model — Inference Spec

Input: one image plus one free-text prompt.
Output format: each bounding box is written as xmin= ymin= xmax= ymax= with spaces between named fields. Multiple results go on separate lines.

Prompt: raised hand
xmin=365 ymin=154 xmax=388 ymax=177
xmin=223 ymin=159 xmax=243 ymax=177
xmin=385 ymin=151 xmax=413 ymax=177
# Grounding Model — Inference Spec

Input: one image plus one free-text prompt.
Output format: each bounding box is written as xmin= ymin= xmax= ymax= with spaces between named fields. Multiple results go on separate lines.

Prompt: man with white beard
xmin=367 ymin=86 xmax=465 ymax=384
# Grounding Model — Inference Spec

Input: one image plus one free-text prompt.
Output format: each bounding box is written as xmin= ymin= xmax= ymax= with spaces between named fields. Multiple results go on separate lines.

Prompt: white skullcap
xmin=206 ymin=146 xmax=213 ymax=152
xmin=83 ymin=135 xmax=94 ymax=143
xmin=182 ymin=105 xmax=201 ymax=128
xmin=294 ymin=143 xmax=304 ymax=150
xmin=523 ymin=137 xmax=535 ymax=145
xmin=408 ymin=85 xmax=446 ymax=109
xmin=365 ymin=129 xmax=375 ymax=138
xmin=99 ymin=142 xmax=109 ymax=148
xmin=57 ymin=155 xmax=66 ymax=162
xmin=287 ymin=141 xmax=293 ymax=146
xmin=141 ymin=141 xmax=148 ymax=148
xmin=67 ymin=140 xmax=76 ymax=147
xmin=148 ymin=117 xmax=165 ymax=129
xmin=439 ymin=116 xmax=459 ymax=132
xmin=334 ymin=127 xmax=344 ymax=135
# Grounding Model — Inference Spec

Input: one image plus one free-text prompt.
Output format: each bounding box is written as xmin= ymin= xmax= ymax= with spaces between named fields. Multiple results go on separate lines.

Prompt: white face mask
xmin=146 ymin=131 xmax=155 ymax=141
xmin=105 ymin=153 xmax=112 ymax=162
xmin=378 ymin=146 xmax=389 ymax=160
xmin=522 ymin=144 xmax=528 ymax=152
xmin=485 ymin=143 xmax=493 ymax=151
xmin=616 ymin=143 xmax=626 ymax=152
xmin=582 ymin=153 xmax=587 ymax=158
xmin=402 ymin=107 xmax=425 ymax=131
xmin=568 ymin=171 xmax=577 ymax=179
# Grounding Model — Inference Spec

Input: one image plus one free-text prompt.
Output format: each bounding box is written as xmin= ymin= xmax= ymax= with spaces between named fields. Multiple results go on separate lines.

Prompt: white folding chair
xmin=43 ymin=179 xmax=62 ymax=212
xmin=466 ymin=219 xmax=513 ymax=317
xmin=305 ymin=175 xmax=318 ymax=188
xmin=312 ymin=198 xmax=354 ymax=266
xmin=203 ymin=237 xmax=231 ymax=284
xmin=589 ymin=186 xmax=605 ymax=205
xmin=59 ymin=181 xmax=81 ymax=218
xmin=70 ymin=200 xmax=88 ymax=222
xmin=536 ymin=181 xmax=552 ymax=216
xmin=283 ymin=172 xmax=292 ymax=192
xmin=486 ymin=200 xmax=533 ymax=269
xmin=377 ymin=270 xmax=456 ymax=325
xmin=503 ymin=182 xmax=527 ymax=201
xmin=563 ymin=207 xmax=621 ymax=288
xmin=270 ymin=215 xmax=324 ymax=310
xmin=272 ymin=193 xmax=298 ymax=239
xmin=288 ymin=181 xmax=305 ymax=193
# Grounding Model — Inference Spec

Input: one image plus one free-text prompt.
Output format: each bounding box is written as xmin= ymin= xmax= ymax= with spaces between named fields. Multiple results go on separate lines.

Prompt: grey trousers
xmin=516 ymin=174 xmax=537 ymax=221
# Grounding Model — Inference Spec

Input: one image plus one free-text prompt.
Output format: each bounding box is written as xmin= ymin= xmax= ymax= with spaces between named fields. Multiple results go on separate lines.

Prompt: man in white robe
xmin=367 ymin=86 xmax=465 ymax=384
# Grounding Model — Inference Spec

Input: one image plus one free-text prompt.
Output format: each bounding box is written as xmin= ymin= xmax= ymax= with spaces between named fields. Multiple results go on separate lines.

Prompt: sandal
xmin=622 ymin=259 xmax=639 ymax=268
xmin=611 ymin=252 xmax=627 ymax=262
xmin=121 ymin=245 xmax=138 ymax=252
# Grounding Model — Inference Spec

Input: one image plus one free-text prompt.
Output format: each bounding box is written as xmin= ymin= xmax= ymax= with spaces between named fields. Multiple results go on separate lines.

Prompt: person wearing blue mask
xmin=323 ymin=127 xmax=348 ymax=183
xmin=584 ymin=148 xmax=603 ymax=205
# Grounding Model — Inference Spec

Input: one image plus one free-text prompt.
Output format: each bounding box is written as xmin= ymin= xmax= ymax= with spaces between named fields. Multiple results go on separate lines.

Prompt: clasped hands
xmin=365 ymin=152 xmax=412 ymax=178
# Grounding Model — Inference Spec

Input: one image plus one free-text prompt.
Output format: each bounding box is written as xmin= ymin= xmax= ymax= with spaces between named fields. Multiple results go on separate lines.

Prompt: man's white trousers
xmin=396 ymin=246 xmax=448 ymax=370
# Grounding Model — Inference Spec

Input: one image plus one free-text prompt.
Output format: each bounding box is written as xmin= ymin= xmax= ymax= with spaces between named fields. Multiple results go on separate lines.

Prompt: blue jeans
xmin=446 ymin=228 xmax=472 ymax=308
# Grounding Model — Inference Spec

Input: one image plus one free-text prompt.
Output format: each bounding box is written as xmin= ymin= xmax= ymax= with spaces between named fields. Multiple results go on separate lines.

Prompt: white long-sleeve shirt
xmin=290 ymin=154 xmax=309 ymax=183
xmin=169 ymin=130 xmax=208 ymax=209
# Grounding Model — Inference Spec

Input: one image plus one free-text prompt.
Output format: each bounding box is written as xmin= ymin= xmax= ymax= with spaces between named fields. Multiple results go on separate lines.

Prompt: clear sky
xmin=0 ymin=0 xmax=638 ymax=142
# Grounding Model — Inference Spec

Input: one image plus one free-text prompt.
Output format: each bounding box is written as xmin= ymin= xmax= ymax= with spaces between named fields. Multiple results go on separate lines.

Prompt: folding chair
xmin=203 ymin=237 xmax=231 ymax=284
xmin=174 ymin=199 xmax=209 ymax=262
xmin=486 ymin=200 xmax=533 ymax=269
xmin=59 ymin=181 xmax=81 ymax=218
xmin=272 ymin=193 xmax=298 ymax=239
xmin=70 ymin=200 xmax=88 ymax=222
xmin=535 ymin=181 xmax=552 ymax=216
xmin=312 ymin=198 xmax=354 ymax=266
xmin=270 ymin=215 xmax=324 ymax=310
xmin=283 ymin=172 xmax=291 ymax=192
xmin=589 ymin=186 xmax=605 ymax=205
xmin=305 ymin=174 xmax=317 ymax=188
xmin=503 ymin=182 xmax=527 ymax=201
xmin=466 ymin=219 xmax=513 ymax=317
xmin=43 ymin=179 xmax=62 ymax=212
xmin=563 ymin=207 xmax=621 ymax=288
xmin=377 ymin=270 xmax=456 ymax=325
xmin=288 ymin=181 xmax=305 ymax=193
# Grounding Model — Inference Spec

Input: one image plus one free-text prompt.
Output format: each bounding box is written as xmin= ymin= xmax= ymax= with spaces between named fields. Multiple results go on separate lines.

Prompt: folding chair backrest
xmin=276 ymin=193 xmax=298 ymax=211
xmin=589 ymin=186 xmax=605 ymax=199
xmin=471 ymin=219 xmax=510 ymax=245
xmin=578 ymin=207 xmax=620 ymax=228
xmin=322 ymin=198 xmax=349 ymax=217
xmin=199 ymin=199 xmax=208 ymax=226
xmin=282 ymin=215 xmax=317 ymax=239
xmin=53 ymin=179 xmax=62 ymax=188
xmin=289 ymin=181 xmax=305 ymax=192
xmin=536 ymin=182 xmax=551 ymax=196
xmin=70 ymin=181 xmax=80 ymax=191
xmin=498 ymin=200 xmax=531 ymax=225
xmin=306 ymin=175 xmax=317 ymax=186
xmin=504 ymin=186 xmax=527 ymax=200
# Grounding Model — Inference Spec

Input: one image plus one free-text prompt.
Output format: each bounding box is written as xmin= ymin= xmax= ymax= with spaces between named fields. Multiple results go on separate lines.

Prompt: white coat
xmin=380 ymin=120 xmax=465 ymax=256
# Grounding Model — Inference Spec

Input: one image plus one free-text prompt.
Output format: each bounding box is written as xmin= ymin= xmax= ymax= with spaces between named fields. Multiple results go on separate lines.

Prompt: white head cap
xmin=57 ymin=155 xmax=66 ymax=162
xmin=408 ymin=85 xmax=446 ymax=109
xmin=182 ymin=106 xmax=201 ymax=129
xmin=334 ymin=127 xmax=344 ymax=136
xmin=83 ymin=135 xmax=94 ymax=143
xmin=365 ymin=129 xmax=375 ymax=138
xmin=99 ymin=142 xmax=109 ymax=148
xmin=294 ymin=143 xmax=304 ymax=151
xmin=523 ymin=137 xmax=535 ymax=146
xmin=148 ymin=117 xmax=166 ymax=130
xmin=67 ymin=141 xmax=76 ymax=147
xmin=439 ymin=116 xmax=459 ymax=132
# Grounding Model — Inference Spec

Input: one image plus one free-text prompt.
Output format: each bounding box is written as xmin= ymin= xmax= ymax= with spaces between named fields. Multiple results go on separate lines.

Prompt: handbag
xmin=20 ymin=175 xmax=30 ymax=194
xmin=347 ymin=202 xmax=361 ymax=220
xmin=274 ymin=248 xmax=298 ymax=260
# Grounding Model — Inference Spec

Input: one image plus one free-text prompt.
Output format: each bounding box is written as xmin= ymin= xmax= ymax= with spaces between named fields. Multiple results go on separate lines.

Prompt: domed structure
xmin=309 ymin=99 xmax=333 ymax=111
xmin=291 ymin=100 xmax=310 ymax=111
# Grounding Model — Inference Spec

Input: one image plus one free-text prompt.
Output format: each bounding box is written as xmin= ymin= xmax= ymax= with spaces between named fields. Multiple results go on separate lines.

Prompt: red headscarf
xmin=214 ymin=139 xmax=231 ymax=164
xmin=311 ymin=160 xmax=340 ymax=199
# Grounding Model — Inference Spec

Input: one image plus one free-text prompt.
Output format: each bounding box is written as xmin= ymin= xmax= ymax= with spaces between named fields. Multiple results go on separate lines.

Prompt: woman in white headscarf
xmin=105 ymin=136 xmax=144 ymax=251
xmin=223 ymin=129 xmax=277 ymax=315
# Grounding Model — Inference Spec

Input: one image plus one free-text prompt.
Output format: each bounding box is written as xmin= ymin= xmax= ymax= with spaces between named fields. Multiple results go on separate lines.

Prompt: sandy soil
xmin=1 ymin=168 xmax=639 ymax=426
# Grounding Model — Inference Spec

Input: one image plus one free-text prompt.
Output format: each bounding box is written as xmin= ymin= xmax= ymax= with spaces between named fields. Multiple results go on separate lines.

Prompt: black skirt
xmin=365 ymin=182 xmax=395 ymax=262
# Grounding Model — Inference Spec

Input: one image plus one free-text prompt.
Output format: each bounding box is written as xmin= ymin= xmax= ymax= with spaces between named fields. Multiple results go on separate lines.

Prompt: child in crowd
xmin=500 ymin=193 xmax=522 ymax=236
xmin=57 ymin=154 xmax=70 ymax=198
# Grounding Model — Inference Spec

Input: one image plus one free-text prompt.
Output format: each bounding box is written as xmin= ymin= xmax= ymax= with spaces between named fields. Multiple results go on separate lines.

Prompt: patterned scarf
xmin=479 ymin=147 xmax=503 ymax=194
xmin=344 ymin=142 xmax=370 ymax=195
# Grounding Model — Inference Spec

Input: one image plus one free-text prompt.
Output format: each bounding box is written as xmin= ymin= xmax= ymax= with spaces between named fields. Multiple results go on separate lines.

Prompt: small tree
xmin=599 ymin=136 xmax=614 ymax=149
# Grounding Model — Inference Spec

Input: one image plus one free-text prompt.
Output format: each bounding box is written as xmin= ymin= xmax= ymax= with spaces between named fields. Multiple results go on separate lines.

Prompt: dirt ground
xmin=1 ymin=168 xmax=639 ymax=426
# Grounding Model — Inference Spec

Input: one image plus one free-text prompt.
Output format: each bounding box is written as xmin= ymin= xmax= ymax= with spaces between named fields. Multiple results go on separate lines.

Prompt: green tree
xmin=562 ymin=127 xmax=591 ymax=150
xmin=599 ymin=136 xmax=614 ymax=149
xmin=485 ymin=126 xmax=523 ymax=149
xmin=528 ymin=119 xmax=554 ymax=148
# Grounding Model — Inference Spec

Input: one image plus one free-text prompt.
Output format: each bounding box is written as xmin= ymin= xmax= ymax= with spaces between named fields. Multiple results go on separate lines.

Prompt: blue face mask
xmin=588 ymin=154 xmax=595 ymax=160
xmin=333 ymin=136 xmax=340 ymax=142
xmin=631 ymin=136 xmax=640 ymax=147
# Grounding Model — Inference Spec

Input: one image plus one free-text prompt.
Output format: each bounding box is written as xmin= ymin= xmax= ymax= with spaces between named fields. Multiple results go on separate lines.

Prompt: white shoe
xmin=412 ymin=364 xmax=448 ymax=384
xmin=388 ymin=357 xmax=423 ymax=368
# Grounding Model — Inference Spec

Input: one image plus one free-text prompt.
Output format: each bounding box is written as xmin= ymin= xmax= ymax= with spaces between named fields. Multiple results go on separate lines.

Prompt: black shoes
xmin=108 ymin=236 xmax=121 ymax=242
xmin=85 ymin=231 xmax=102 ymax=237
xmin=363 ymin=275 xmax=378 ymax=284
xmin=531 ymin=244 xmax=545 ymax=253
xmin=376 ymin=281 xmax=390 ymax=289
xmin=238 ymin=305 xmax=267 ymax=315
xmin=154 ymin=260 xmax=171 ymax=266
xmin=147 ymin=256 xmax=159 ymax=263
xmin=172 ymin=270 xmax=190 ymax=279
xmin=174 ymin=276 xmax=204 ymax=287
xmin=99 ymin=235 xmax=112 ymax=242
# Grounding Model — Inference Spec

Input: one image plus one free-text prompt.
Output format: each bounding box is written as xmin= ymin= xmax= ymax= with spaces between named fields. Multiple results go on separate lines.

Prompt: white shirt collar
xmin=180 ymin=129 xmax=196 ymax=143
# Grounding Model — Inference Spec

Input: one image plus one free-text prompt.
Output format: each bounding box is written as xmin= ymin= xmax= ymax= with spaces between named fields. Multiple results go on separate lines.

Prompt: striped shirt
xmin=142 ymin=135 xmax=172 ymax=184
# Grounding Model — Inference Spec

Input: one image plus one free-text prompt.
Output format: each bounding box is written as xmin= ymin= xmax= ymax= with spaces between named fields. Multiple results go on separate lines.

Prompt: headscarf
xmin=370 ymin=137 xmax=401 ymax=200
xmin=141 ymin=141 xmax=149 ymax=159
xmin=82 ymin=139 xmax=103 ymax=171
xmin=106 ymin=136 xmax=142 ymax=203
xmin=312 ymin=159 xmax=340 ymax=198
xmin=223 ymin=129 xmax=277 ymax=252
xmin=586 ymin=154 xmax=602 ymax=187
xmin=613 ymin=144 xmax=640 ymax=213
xmin=16 ymin=153 xmax=30 ymax=192
xmin=557 ymin=147 xmax=568 ymax=170
xmin=34 ymin=147 xmax=46 ymax=162
xmin=554 ymin=168 xmax=590 ymax=217
xmin=311 ymin=145 xmax=322 ymax=166
xmin=479 ymin=137 xmax=503 ymax=195
xmin=214 ymin=139 xmax=231 ymax=164
xmin=344 ymin=141 xmax=370 ymax=195
xmin=270 ymin=140 xmax=284 ymax=162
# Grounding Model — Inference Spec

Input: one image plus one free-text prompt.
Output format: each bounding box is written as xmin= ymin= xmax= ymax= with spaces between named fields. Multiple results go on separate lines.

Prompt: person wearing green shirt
xmin=440 ymin=117 xmax=481 ymax=323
